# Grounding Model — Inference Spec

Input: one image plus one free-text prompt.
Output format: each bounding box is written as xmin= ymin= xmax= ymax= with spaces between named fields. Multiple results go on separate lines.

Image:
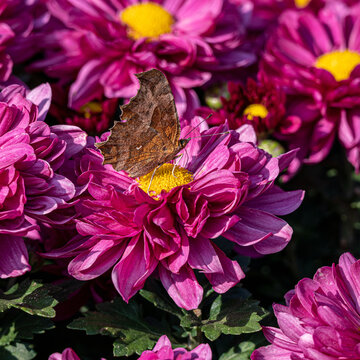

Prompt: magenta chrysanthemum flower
xmin=0 ymin=84 xmax=77 ymax=279
xmin=49 ymin=348 xmax=106 ymax=360
xmin=139 ymin=335 xmax=211 ymax=360
xmin=45 ymin=119 xmax=303 ymax=310
xmin=49 ymin=348 xmax=81 ymax=360
xmin=196 ymin=78 xmax=300 ymax=137
xmin=32 ymin=0 xmax=255 ymax=116
xmin=252 ymin=252 xmax=360 ymax=360
xmin=261 ymin=2 xmax=360 ymax=171
xmin=0 ymin=0 xmax=49 ymax=83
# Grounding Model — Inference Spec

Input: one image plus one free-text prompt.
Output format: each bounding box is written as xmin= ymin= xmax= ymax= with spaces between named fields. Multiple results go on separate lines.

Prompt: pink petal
xmin=159 ymin=264 xmax=203 ymax=310
xmin=0 ymin=236 xmax=30 ymax=278
xmin=112 ymin=234 xmax=158 ymax=302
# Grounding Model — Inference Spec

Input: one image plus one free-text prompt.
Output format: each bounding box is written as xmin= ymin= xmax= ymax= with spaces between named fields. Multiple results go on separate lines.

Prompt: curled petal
xmin=159 ymin=264 xmax=203 ymax=310
xmin=112 ymin=234 xmax=158 ymax=302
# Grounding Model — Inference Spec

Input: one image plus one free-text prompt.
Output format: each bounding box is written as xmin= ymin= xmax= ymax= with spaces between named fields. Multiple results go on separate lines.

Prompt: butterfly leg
xmin=172 ymin=153 xmax=184 ymax=177
xmin=147 ymin=164 xmax=161 ymax=194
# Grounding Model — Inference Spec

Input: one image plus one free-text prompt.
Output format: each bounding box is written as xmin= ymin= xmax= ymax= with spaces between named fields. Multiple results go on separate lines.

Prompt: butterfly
xmin=95 ymin=69 xmax=189 ymax=178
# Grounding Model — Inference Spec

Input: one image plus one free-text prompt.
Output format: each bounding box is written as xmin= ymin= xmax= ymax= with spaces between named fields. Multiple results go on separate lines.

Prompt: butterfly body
xmin=96 ymin=69 xmax=188 ymax=178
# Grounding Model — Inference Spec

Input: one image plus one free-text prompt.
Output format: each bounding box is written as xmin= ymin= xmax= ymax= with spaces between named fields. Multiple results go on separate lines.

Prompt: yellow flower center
xmin=120 ymin=2 xmax=174 ymax=40
xmin=314 ymin=50 xmax=360 ymax=81
xmin=294 ymin=0 xmax=311 ymax=8
xmin=79 ymin=101 xmax=103 ymax=119
xmin=137 ymin=163 xmax=193 ymax=198
xmin=243 ymin=104 xmax=269 ymax=120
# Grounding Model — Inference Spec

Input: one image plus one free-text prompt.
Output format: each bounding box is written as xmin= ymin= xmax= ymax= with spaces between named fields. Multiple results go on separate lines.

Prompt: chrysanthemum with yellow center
xmin=79 ymin=101 xmax=103 ymax=119
xmin=314 ymin=50 xmax=360 ymax=81
xmin=294 ymin=0 xmax=311 ymax=8
xmin=243 ymin=104 xmax=269 ymax=120
xmin=120 ymin=2 xmax=174 ymax=40
xmin=137 ymin=163 xmax=193 ymax=198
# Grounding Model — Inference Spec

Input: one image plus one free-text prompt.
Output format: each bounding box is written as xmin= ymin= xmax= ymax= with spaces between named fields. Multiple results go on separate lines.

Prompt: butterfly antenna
xmin=182 ymin=114 xmax=213 ymax=139
xmin=188 ymin=131 xmax=230 ymax=139
xmin=182 ymin=114 xmax=230 ymax=140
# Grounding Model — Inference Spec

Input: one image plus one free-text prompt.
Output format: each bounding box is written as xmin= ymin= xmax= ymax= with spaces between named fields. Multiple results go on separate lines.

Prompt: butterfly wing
xmin=96 ymin=69 xmax=182 ymax=177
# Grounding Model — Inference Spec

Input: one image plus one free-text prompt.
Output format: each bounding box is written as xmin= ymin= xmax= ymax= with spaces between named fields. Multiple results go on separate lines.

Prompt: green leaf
xmin=0 ymin=280 xmax=58 ymax=318
xmin=113 ymin=331 xmax=159 ymax=357
xmin=68 ymin=298 xmax=172 ymax=357
xmin=139 ymin=289 xmax=184 ymax=318
xmin=180 ymin=296 xmax=267 ymax=341
xmin=0 ymin=323 xmax=16 ymax=347
xmin=202 ymin=298 xmax=267 ymax=341
xmin=0 ymin=343 xmax=36 ymax=360
xmin=0 ymin=312 xmax=54 ymax=340
xmin=219 ymin=342 xmax=256 ymax=360
xmin=0 ymin=310 xmax=53 ymax=360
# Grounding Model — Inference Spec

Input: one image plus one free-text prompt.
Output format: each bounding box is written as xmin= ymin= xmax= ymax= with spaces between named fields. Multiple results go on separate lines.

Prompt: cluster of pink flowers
xmin=31 ymin=0 xmax=254 ymax=117
xmin=2 ymin=0 xmax=360 ymax=358
xmin=0 ymin=83 xmax=77 ymax=278
xmin=197 ymin=0 xmax=360 ymax=176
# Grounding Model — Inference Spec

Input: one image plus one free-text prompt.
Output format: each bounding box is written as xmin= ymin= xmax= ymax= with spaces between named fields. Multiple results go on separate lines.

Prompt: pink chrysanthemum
xmin=49 ymin=348 xmax=81 ymax=360
xmin=261 ymin=2 xmax=360 ymax=171
xmin=0 ymin=84 xmax=77 ymax=279
xmin=32 ymin=0 xmax=255 ymax=116
xmin=197 ymin=78 xmax=300 ymax=137
xmin=45 ymin=119 xmax=303 ymax=310
xmin=0 ymin=0 xmax=49 ymax=83
xmin=49 ymin=348 xmax=106 ymax=360
xmin=139 ymin=335 xmax=211 ymax=360
xmin=252 ymin=252 xmax=360 ymax=360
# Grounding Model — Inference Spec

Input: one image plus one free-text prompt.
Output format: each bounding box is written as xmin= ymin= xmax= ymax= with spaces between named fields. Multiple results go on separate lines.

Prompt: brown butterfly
xmin=95 ymin=69 xmax=189 ymax=178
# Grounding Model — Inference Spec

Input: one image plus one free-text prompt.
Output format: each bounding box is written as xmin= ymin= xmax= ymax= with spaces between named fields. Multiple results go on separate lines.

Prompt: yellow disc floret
xmin=79 ymin=101 xmax=103 ymax=119
xmin=294 ymin=0 xmax=311 ymax=8
xmin=120 ymin=2 xmax=174 ymax=40
xmin=243 ymin=104 xmax=269 ymax=120
xmin=314 ymin=50 xmax=360 ymax=82
xmin=137 ymin=163 xmax=193 ymax=198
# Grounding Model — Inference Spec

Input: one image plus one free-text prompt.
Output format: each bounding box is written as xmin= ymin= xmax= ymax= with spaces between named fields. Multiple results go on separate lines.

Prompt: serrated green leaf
xmin=219 ymin=342 xmax=256 ymax=360
xmin=113 ymin=330 xmax=159 ymax=357
xmin=179 ymin=296 xmax=267 ymax=341
xmin=7 ymin=313 xmax=54 ymax=340
xmin=68 ymin=298 xmax=171 ymax=357
xmin=201 ymin=299 xmax=267 ymax=341
xmin=0 ymin=343 xmax=36 ymax=360
xmin=0 ymin=280 xmax=58 ymax=318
